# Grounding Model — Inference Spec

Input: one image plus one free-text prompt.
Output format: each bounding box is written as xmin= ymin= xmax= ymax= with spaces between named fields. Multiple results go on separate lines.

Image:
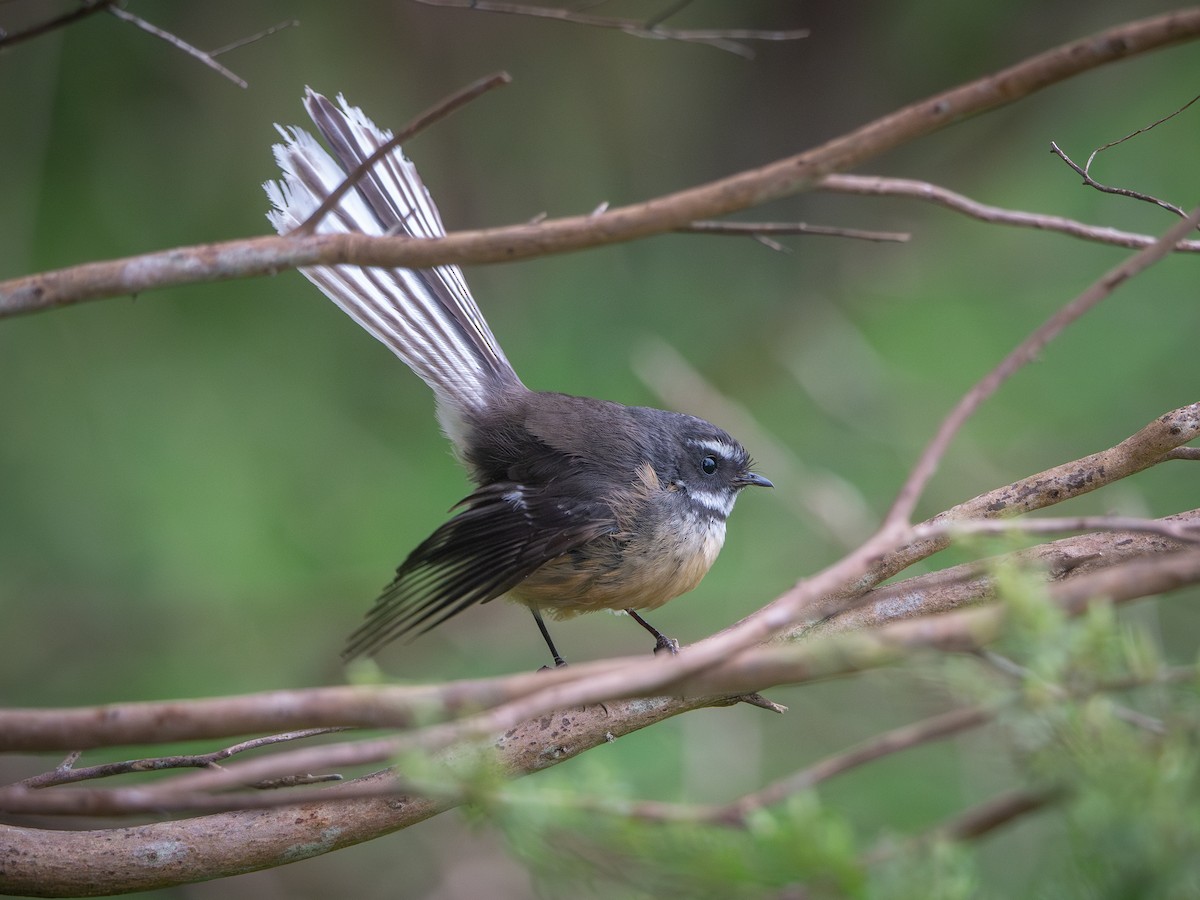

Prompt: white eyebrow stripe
xmin=687 ymin=438 xmax=741 ymax=460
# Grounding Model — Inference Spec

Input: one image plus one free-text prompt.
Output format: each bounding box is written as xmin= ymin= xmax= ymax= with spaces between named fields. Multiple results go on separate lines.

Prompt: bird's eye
xmin=701 ymin=455 xmax=718 ymax=475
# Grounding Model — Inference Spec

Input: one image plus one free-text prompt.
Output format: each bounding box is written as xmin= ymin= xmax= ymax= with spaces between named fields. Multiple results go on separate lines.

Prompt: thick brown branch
xmin=2 ymin=543 xmax=1198 ymax=891
xmin=812 ymin=510 xmax=1199 ymax=636
xmin=3 ymin=402 xmax=1196 ymax=756
xmin=3 ymin=8 xmax=1199 ymax=318
xmin=4 ymin=543 xmax=1199 ymax=822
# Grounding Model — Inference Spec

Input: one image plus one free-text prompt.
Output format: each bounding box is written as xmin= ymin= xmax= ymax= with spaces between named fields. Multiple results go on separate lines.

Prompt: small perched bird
xmin=266 ymin=90 xmax=771 ymax=666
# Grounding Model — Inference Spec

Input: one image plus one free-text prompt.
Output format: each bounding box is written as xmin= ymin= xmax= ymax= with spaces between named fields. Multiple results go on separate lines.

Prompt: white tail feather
xmin=265 ymin=89 xmax=522 ymax=444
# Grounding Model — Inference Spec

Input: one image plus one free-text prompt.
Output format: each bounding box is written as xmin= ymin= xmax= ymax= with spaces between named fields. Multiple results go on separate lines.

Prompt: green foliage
xmin=494 ymin=786 xmax=864 ymax=899
xmin=2 ymin=1 xmax=1198 ymax=897
xmin=466 ymin=571 xmax=1200 ymax=898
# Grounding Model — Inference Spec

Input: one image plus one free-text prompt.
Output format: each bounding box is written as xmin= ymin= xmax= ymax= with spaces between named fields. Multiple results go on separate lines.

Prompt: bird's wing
xmin=343 ymin=483 xmax=614 ymax=659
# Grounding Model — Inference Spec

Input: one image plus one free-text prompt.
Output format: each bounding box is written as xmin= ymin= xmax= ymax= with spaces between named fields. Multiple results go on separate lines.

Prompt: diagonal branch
xmin=819 ymin=174 xmax=1200 ymax=251
xmin=293 ymin=72 xmax=512 ymax=234
xmin=4 ymin=544 xmax=1199 ymax=820
xmin=3 ymin=407 xmax=1196 ymax=756
xmin=0 ymin=0 xmax=114 ymax=48
xmin=3 ymin=8 xmax=1199 ymax=318
xmin=105 ymin=6 xmax=248 ymax=88
xmin=882 ymin=206 xmax=1200 ymax=529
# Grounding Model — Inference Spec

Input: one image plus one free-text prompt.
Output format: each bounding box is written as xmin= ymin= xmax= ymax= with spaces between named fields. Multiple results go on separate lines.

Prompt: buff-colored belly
xmin=510 ymin=514 xmax=727 ymax=617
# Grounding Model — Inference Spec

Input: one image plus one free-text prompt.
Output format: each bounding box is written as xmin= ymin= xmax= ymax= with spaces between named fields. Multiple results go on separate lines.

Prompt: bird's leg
xmin=625 ymin=609 xmax=680 ymax=655
xmin=531 ymin=606 xmax=568 ymax=668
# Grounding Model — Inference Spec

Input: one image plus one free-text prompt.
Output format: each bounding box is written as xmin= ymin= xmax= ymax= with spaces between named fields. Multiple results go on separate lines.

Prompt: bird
xmin=265 ymin=89 xmax=772 ymax=667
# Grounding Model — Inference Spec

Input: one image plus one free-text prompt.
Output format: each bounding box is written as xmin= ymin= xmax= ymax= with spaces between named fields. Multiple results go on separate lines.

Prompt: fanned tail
xmin=265 ymin=89 xmax=523 ymax=446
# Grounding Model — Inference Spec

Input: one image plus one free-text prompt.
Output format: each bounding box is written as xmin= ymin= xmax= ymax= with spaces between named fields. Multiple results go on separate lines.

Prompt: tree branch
xmin=819 ymin=174 xmax=1200 ymax=251
xmin=405 ymin=0 xmax=809 ymax=58
xmin=0 ymin=0 xmax=114 ymax=49
xmin=3 ymin=402 xmax=1196 ymax=756
xmin=3 ymin=8 xmax=1198 ymax=318
xmin=883 ymin=206 xmax=1200 ymax=529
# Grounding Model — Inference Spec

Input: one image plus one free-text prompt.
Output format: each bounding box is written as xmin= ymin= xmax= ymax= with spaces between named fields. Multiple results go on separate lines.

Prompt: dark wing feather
xmin=343 ymin=483 xmax=614 ymax=659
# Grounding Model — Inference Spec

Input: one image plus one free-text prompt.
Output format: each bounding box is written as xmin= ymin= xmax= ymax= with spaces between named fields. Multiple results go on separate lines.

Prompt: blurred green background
xmin=1 ymin=1 xmax=1197 ymax=897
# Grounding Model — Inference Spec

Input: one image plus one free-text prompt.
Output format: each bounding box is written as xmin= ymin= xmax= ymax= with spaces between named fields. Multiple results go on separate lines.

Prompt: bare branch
xmin=406 ymin=0 xmax=808 ymax=58
xmin=294 ymin=72 xmax=512 ymax=234
xmin=208 ymin=19 xmax=299 ymax=57
xmin=5 ymin=544 xmax=1199 ymax=821
xmin=813 ymin=510 xmax=1200 ymax=636
xmin=936 ymin=787 xmax=1063 ymax=842
xmin=106 ymin=6 xmax=249 ymax=89
xmin=0 ymin=0 xmax=114 ymax=49
xmin=797 ymin=400 xmax=1200 ymax=629
xmin=714 ymin=705 xmax=995 ymax=826
xmin=1051 ymin=93 xmax=1200 ymax=222
xmin=16 ymin=729 xmax=347 ymax=790
xmin=911 ymin=514 xmax=1200 ymax=545
xmin=883 ymin=207 xmax=1200 ymax=529
xmin=1089 ymin=93 xmax=1200 ymax=159
xmin=819 ymin=174 xmax=1200 ymax=251
xmin=678 ymin=219 xmax=910 ymax=243
xmin=2 ymin=543 xmax=1198 ymax=892
xmin=4 ymin=411 xmax=1195 ymax=756
xmin=1050 ymin=141 xmax=1192 ymax=221
xmin=4 ymin=9 xmax=1199 ymax=318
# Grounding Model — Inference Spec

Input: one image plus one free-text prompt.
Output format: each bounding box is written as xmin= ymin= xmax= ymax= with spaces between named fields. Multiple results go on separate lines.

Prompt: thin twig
xmin=1048 ymin=93 xmax=1200 ymax=225
xmin=1050 ymin=139 xmax=1195 ymax=224
xmin=0 ymin=0 xmax=113 ymax=48
xmin=208 ymin=18 xmax=299 ymax=57
xmin=106 ymin=6 xmax=248 ymax=88
xmin=17 ymin=728 xmax=348 ymax=789
xmin=820 ymin=174 xmax=1200 ymax=252
xmin=1088 ymin=93 xmax=1200 ymax=166
xmin=489 ymin=705 xmax=997 ymax=828
xmin=5 ymin=10 xmax=1200 ymax=317
xmin=293 ymin=71 xmax=512 ymax=235
xmin=407 ymin=0 xmax=808 ymax=58
xmin=642 ymin=0 xmax=694 ymax=30
xmin=679 ymin=220 xmax=910 ymax=243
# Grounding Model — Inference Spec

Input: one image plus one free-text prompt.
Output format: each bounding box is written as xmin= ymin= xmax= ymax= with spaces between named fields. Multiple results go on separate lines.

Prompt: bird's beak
xmin=739 ymin=472 xmax=774 ymax=489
